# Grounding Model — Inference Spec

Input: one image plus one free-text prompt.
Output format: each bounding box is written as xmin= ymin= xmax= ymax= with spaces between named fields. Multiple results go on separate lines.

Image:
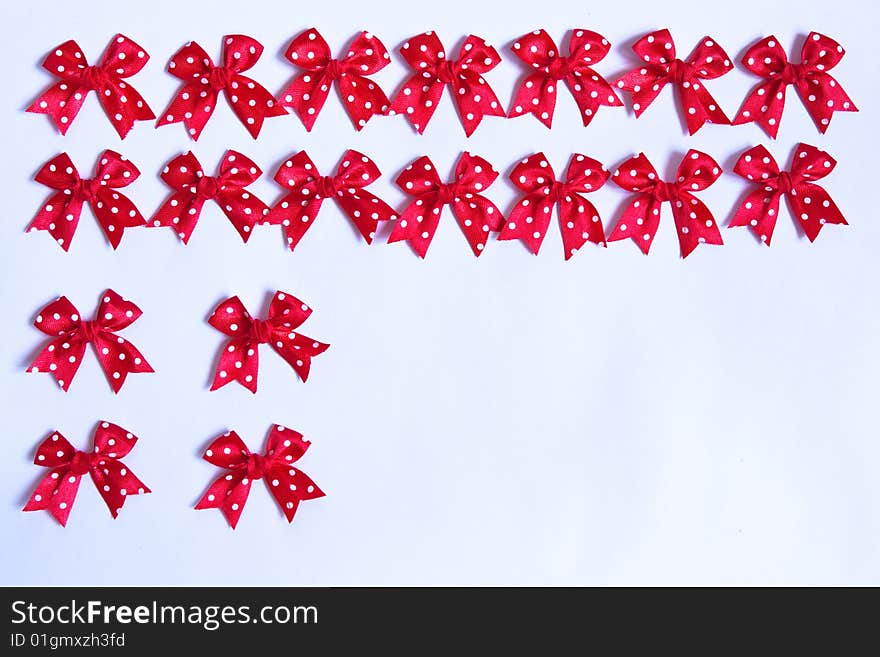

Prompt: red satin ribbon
xmin=27 ymin=150 xmax=145 ymax=250
xmin=157 ymin=35 xmax=286 ymax=140
xmin=24 ymin=422 xmax=150 ymax=527
xmin=196 ymin=425 xmax=324 ymax=529
xmin=608 ymin=150 xmax=724 ymax=258
xmin=733 ymin=32 xmax=857 ymax=138
xmin=27 ymin=34 xmax=155 ymax=138
xmin=498 ymin=152 xmax=609 ymax=259
xmin=729 ymin=143 xmax=847 ymax=244
xmin=615 ymin=29 xmax=732 ymax=135
xmin=28 ymin=290 xmax=153 ymax=392
xmin=387 ymin=152 xmax=503 ymax=257
xmin=508 ymin=29 xmax=622 ymax=128
xmin=150 ymin=150 xmax=269 ymax=244
xmin=265 ymin=149 xmax=396 ymax=251
xmin=388 ymin=32 xmax=505 ymax=136
xmin=208 ymin=291 xmax=329 ymax=393
xmin=279 ymin=28 xmax=390 ymax=131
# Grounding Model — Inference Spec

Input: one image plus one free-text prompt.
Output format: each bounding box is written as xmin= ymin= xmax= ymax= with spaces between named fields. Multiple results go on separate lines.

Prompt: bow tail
xmin=216 ymin=189 xmax=267 ymax=243
xmin=157 ymin=83 xmax=216 ymax=140
xmin=389 ymin=77 xmax=444 ymax=134
xmin=451 ymin=196 xmax=502 ymax=257
xmin=266 ymin=463 xmax=325 ymax=523
xmin=497 ymin=193 xmax=554 ymax=255
xmin=558 ymin=195 xmax=606 ymax=260
xmin=338 ymin=74 xmax=390 ymax=130
xmin=27 ymin=192 xmax=83 ymax=251
xmin=607 ymin=195 xmax=662 ymax=255
xmin=27 ymin=81 xmax=89 ymax=135
xmin=796 ymin=76 xmax=859 ymax=134
xmin=615 ymin=70 xmax=666 ymax=118
xmin=23 ymin=467 xmax=81 ymax=526
xmin=567 ymin=72 xmax=622 ymax=127
xmin=90 ymin=460 xmax=150 ymax=518
xmin=210 ymin=338 xmax=259 ymax=393
xmin=787 ymin=183 xmax=847 ymax=242
xmin=93 ymin=334 xmax=153 ymax=394
xmin=196 ymin=471 xmax=252 ymax=529
xmin=679 ymin=84 xmax=729 ymax=135
xmin=453 ymin=73 xmax=506 ymax=136
xmin=279 ymin=72 xmax=331 ymax=132
xmin=671 ymin=192 xmax=723 ymax=258
xmin=29 ymin=337 xmax=88 ymax=392
xmin=729 ymin=188 xmax=781 ymax=245
xmin=93 ymin=190 xmax=146 ymax=249
xmin=336 ymin=190 xmax=394 ymax=243
xmin=226 ymin=75 xmax=285 ymax=138
xmin=98 ymin=81 xmax=153 ymax=139
xmin=508 ymin=72 xmax=556 ymax=128
xmin=150 ymin=191 xmax=204 ymax=244
xmin=267 ymin=196 xmax=324 ymax=251
xmin=733 ymin=79 xmax=786 ymax=138
xmin=387 ymin=197 xmax=444 ymax=258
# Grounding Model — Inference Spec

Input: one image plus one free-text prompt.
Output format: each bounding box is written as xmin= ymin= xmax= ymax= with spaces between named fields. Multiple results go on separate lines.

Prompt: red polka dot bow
xmin=616 ymin=29 xmax=732 ymax=135
xmin=389 ymin=32 xmax=505 ymax=136
xmin=208 ymin=291 xmax=329 ymax=393
xmin=27 ymin=34 xmax=154 ymax=138
xmin=387 ymin=153 xmax=503 ymax=258
xmin=733 ymin=32 xmax=857 ymax=138
xmin=729 ymin=143 xmax=847 ymax=245
xmin=608 ymin=150 xmax=723 ymax=258
xmin=24 ymin=422 xmax=150 ymax=527
xmin=508 ymin=29 xmax=622 ymax=128
xmin=28 ymin=290 xmax=153 ymax=392
xmin=280 ymin=28 xmax=391 ymax=131
xmin=266 ymin=149 xmax=396 ymax=251
xmin=28 ymin=150 xmax=145 ymax=251
xmin=498 ymin=152 xmax=609 ymax=259
xmin=196 ymin=425 xmax=324 ymax=529
xmin=157 ymin=35 xmax=285 ymax=140
xmin=150 ymin=150 xmax=269 ymax=244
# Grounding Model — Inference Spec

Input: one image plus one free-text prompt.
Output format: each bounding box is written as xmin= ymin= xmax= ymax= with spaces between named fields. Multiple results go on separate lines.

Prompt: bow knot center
xmin=69 ymin=450 xmax=92 ymax=476
xmin=776 ymin=171 xmax=794 ymax=194
xmin=209 ymin=65 xmax=234 ymax=90
xmin=73 ymin=177 xmax=102 ymax=201
xmin=315 ymin=176 xmax=339 ymax=199
xmin=78 ymin=320 xmax=103 ymax=343
xmin=82 ymin=65 xmax=110 ymax=90
xmin=548 ymin=181 xmax=569 ymax=203
xmin=250 ymin=319 xmax=274 ymax=344
xmin=547 ymin=57 xmax=570 ymax=80
xmin=666 ymin=59 xmax=690 ymax=85
xmin=436 ymin=182 xmax=460 ymax=204
xmin=246 ymin=453 xmax=266 ymax=480
xmin=196 ymin=176 xmax=220 ymax=200
xmin=779 ymin=61 xmax=810 ymax=85
xmin=324 ymin=59 xmax=344 ymax=80
xmin=435 ymin=60 xmax=460 ymax=84
xmin=653 ymin=180 xmax=680 ymax=203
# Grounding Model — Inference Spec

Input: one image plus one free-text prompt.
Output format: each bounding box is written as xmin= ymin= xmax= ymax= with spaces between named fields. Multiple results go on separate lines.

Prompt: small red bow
xmin=28 ymin=290 xmax=153 ymax=392
xmin=733 ymin=32 xmax=857 ymax=138
xmin=28 ymin=150 xmax=145 ymax=251
xmin=208 ymin=291 xmax=329 ymax=393
xmin=196 ymin=425 xmax=324 ymax=529
xmin=280 ymin=28 xmax=391 ymax=131
xmin=24 ymin=422 xmax=150 ymax=527
xmin=27 ymin=34 xmax=155 ymax=138
xmin=498 ymin=152 xmax=609 ymax=259
xmin=157 ymin=35 xmax=286 ymax=140
xmin=608 ymin=150 xmax=724 ymax=258
xmin=729 ymin=143 xmax=847 ymax=244
xmin=150 ymin=150 xmax=269 ymax=244
xmin=389 ymin=32 xmax=505 ymax=136
xmin=615 ymin=29 xmax=732 ymax=135
xmin=265 ymin=149 xmax=396 ymax=251
xmin=508 ymin=29 xmax=622 ymax=128
xmin=387 ymin=153 xmax=503 ymax=258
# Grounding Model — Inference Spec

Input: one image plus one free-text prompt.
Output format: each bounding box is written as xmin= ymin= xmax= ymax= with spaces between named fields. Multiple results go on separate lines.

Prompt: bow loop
xmin=564 ymin=154 xmax=609 ymax=192
xmin=100 ymin=34 xmax=151 ymax=78
xmin=454 ymin=152 xmax=499 ymax=192
xmin=33 ymin=431 xmax=77 ymax=468
xmin=160 ymin=152 xmax=202 ymax=189
xmin=265 ymin=425 xmax=310 ymax=466
xmin=612 ymin=154 xmax=660 ymax=193
xmin=41 ymin=40 xmax=87 ymax=81
xmin=789 ymin=143 xmax=836 ymax=182
xmin=33 ymin=296 xmax=82 ymax=336
xmin=217 ymin=150 xmax=262 ymax=187
xmin=208 ymin=296 xmax=252 ymax=338
xmin=95 ymin=289 xmax=142 ymax=332
xmin=801 ymin=32 xmax=846 ymax=72
xmin=91 ymin=150 xmax=140 ymax=189
xmin=222 ymin=34 xmax=264 ymax=73
xmin=396 ymin=156 xmax=443 ymax=195
xmin=266 ymin=291 xmax=313 ymax=330
xmin=741 ymin=36 xmax=789 ymax=77
xmin=676 ymin=150 xmax=723 ymax=192
xmin=335 ymin=149 xmax=381 ymax=188
xmin=272 ymin=151 xmax=318 ymax=190
xmin=204 ymin=431 xmax=251 ymax=469
xmin=166 ymin=41 xmax=212 ymax=79
xmin=632 ymin=29 xmax=677 ymax=65
xmin=456 ymin=35 xmax=502 ymax=73
xmin=284 ymin=28 xmax=333 ymax=71
xmin=341 ymin=31 xmax=391 ymax=74
xmin=511 ymin=29 xmax=559 ymax=69
xmin=568 ymin=29 xmax=613 ymax=66
xmin=92 ymin=421 xmax=138 ymax=459
xmin=509 ymin=153 xmax=555 ymax=193
xmin=733 ymin=145 xmax=782 ymax=183
xmin=35 ymin=153 xmax=80 ymax=191
xmin=685 ymin=37 xmax=733 ymax=79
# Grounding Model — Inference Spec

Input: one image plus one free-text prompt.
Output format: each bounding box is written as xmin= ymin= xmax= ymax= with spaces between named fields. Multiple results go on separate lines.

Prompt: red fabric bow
xmin=24 ymin=422 xmax=149 ymax=527
xmin=196 ymin=425 xmax=324 ymax=529
xmin=150 ymin=150 xmax=269 ymax=244
xmin=387 ymin=153 xmax=503 ymax=257
xmin=279 ymin=28 xmax=390 ymax=131
xmin=27 ymin=34 xmax=154 ymax=138
xmin=27 ymin=150 xmax=145 ymax=250
xmin=498 ymin=152 xmax=608 ymax=259
xmin=615 ymin=29 xmax=732 ymax=135
xmin=28 ymin=290 xmax=153 ymax=392
xmin=389 ymin=32 xmax=505 ymax=136
xmin=608 ymin=150 xmax=724 ymax=258
xmin=157 ymin=35 xmax=286 ymax=140
xmin=208 ymin=291 xmax=329 ymax=393
xmin=729 ymin=143 xmax=847 ymax=244
xmin=265 ymin=149 xmax=396 ymax=251
xmin=733 ymin=32 xmax=857 ymax=138
xmin=508 ymin=29 xmax=622 ymax=128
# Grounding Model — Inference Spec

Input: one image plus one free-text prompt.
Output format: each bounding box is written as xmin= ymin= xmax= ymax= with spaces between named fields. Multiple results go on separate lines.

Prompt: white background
xmin=1 ymin=0 xmax=877 ymax=585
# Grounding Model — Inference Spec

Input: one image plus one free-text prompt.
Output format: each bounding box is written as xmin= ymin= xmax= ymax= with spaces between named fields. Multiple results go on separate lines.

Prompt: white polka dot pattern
xmin=156 ymin=35 xmax=286 ymax=140
xmin=608 ymin=150 xmax=724 ymax=258
xmin=28 ymin=289 xmax=154 ymax=392
xmin=28 ymin=150 xmax=145 ymax=251
xmin=388 ymin=32 xmax=505 ymax=137
xmin=729 ymin=143 xmax=847 ymax=244
xmin=207 ymin=291 xmax=329 ymax=393
xmin=615 ymin=29 xmax=732 ymax=135
xmin=23 ymin=422 xmax=150 ymax=527
xmin=264 ymin=149 xmax=396 ymax=250
xmin=733 ymin=32 xmax=857 ymax=138
xmin=196 ymin=425 xmax=324 ymax=529
xmin=387 ymin=153 xmax=504 ymax=258
xmin=498 ymin=152 xmax=609 ymax=259
xmin=508 ymin=29 xmax=621 ymax=129
xmin=150 ymin=150 xmax=269 ymax=244
xmin=27 ymin=34 xmax=155 ymax=138
xmin=279 ymin=28 xmax=391 ymax=131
